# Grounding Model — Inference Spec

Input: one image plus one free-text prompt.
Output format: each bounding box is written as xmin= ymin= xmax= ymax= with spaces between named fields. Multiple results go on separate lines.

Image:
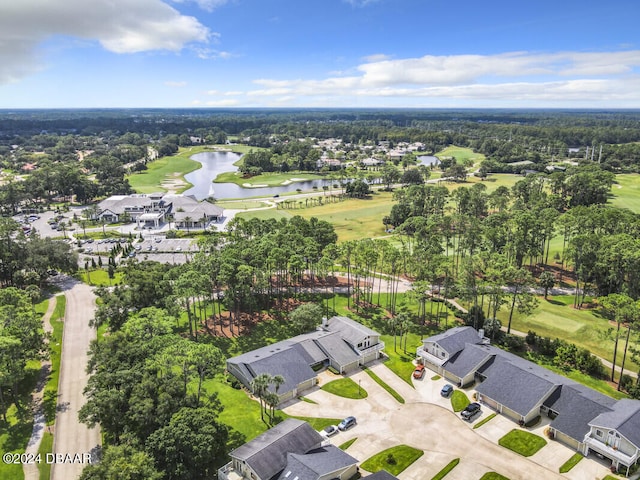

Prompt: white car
xmin=320 ymin=425 xmax=339 ymax=438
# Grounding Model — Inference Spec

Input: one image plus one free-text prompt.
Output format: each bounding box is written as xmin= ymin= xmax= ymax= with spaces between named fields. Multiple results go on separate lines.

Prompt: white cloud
xmin=244 ymin=50 xmax=640 ymax=106
xmin=205 ymin=98 xmax=240 ymax=106
xmin=172 ymin=0 xmax=230 ymax=12
xmin=224 ymin=90 xmax=244 ymax=96
xmin=192 ymin=47 xmax=234 ymax=60
xmin=0 ymin=0 xmax=210 ymax=84
xmin=165 ymin=80 xmax=188 ymax=87
xmin=343 ymin=0 xmax=381 ymax=6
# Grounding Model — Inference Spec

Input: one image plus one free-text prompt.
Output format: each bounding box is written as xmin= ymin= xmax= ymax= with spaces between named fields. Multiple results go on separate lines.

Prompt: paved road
xmin=51 ymin=281 xmax=100 ymax=480
xmin=284 ymin=363 xmax=589 ymax=480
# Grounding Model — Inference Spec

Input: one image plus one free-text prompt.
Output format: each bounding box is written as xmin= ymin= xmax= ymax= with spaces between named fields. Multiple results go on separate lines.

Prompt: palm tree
xmin=184 ymin=216 xmax=193 ymax=233
xmin=250 ymin=373 xmax=272 ymax=422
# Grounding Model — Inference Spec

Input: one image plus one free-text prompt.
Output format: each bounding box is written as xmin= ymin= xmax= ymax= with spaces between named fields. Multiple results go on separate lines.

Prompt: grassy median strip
xmin=559 ymin=452 xmax=584 ymax=473
xmin=339 ymin=438 xmax=357 ymax=450
xmin=321 ymin=378 xmax=368 ymax=399
xmin=361 ymin=445 xmax=424 ymax=476
xmin=362 ymin=367 xmax=405 ymax=404
xmin=480 ymin=473 xmax=510 ymax=480
xmin=473 ymin=413 xmax=497 ymax=429
xmin=37 ymin=431 xmax=53 ymax=480
xmin=498 ymin=429 xmax=547 ymax=457
xmin=431 ymin=458 xmax=460 ymax=480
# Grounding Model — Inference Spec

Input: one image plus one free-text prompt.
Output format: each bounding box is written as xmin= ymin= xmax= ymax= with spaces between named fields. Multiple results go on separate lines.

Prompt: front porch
xmin=584 ymin=437 xmax=638 ymax=475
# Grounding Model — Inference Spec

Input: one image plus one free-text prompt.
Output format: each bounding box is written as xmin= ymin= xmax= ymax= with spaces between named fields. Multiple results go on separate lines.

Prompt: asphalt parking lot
xmin=282 ymin=363 xmax=611 ymax=480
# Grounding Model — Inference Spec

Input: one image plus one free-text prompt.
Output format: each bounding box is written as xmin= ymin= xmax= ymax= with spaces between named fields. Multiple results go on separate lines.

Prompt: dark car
xmin=461 ymin=402 xmax=481 ymax=420
xmin=440 ymin=384 xmax=453 ymax=397
xmin=338 ymin=416 xmax=356 ymax=431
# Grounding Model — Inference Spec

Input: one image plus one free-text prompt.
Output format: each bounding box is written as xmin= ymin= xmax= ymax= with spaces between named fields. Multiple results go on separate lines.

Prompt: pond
xmin=182 ymin=151 xmax=332 ymax=200
xmin=418 ymin=155 xmax=440 ymax=167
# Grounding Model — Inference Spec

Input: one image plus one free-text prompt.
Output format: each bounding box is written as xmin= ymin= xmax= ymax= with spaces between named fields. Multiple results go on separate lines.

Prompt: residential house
xmin=218 ymin=419 xmax=358 ymax=480
xmin=418 ymin=326 xmax=640 ymax=475
xmin=227 ymin=316 xmax=385 ymax=403
xmin=366 ymin=471 xmax=400 ymax=480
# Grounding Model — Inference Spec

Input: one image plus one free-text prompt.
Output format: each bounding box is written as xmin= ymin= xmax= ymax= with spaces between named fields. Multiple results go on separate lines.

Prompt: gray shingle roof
xmin=476 ymin=357 xmax=559 ymax=416
xmin=545 ymin=384 xmax=615 ymax=442
xmin=324 ymin=316 xmax=379 ymax=346
xmin=429 ymin=326 xmax=482 ymax=356
xmin=314 ymin=332 xmax=360 ymax=367
xmin=590 ymin=399 xmax=640 ymax=448
xmin=276 ymin=445 xmax=358 ymax=480
xmin=231 ymin=419 xmax=322 ymax=480
xmin=445 ymin=343 xmax=493 ymax=379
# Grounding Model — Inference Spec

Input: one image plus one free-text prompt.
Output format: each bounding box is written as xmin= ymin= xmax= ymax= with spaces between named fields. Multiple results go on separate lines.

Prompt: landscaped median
xmin=559 ymin=452 xmax=584 ymax=473
xmin=360 ymin=445 xmax=424 ymax=476
xmin=321 ymin=377 xmax=368 ymax=399
xmin=450 ymin=390 xmax=470 ymax=412
xmin=361 ymin=367 xmax=405 ymax=404
xmin=498 ymin=429 xmax=547 ymax=457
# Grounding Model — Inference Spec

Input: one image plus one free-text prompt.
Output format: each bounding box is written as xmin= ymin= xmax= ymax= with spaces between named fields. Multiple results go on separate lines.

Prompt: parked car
xmin=320 ymin=425 xmax=339 ymax=438
xmin=440 ymin=384 xmax=454 ymax=397
xmin=413 ymin=364 xmax=425 ymax=379
xmin=461 ymin=402 xmax=481 ymax=420
xmin=338 ymin=416 xmax=356 ymax=431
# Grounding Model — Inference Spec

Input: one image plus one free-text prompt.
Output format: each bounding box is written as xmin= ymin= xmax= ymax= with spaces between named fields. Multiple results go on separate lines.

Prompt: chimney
xmin=322 ymin=317 xmax=328 ymax=328
xmin=478 ymin=328 xmax=485 ymax=339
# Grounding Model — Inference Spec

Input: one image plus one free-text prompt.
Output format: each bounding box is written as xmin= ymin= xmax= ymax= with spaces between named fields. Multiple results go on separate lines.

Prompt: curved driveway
xmin=51 ymin=280 xmax=101 ymax=480
xmin=283 ymin=363 xmax=608 ymax=480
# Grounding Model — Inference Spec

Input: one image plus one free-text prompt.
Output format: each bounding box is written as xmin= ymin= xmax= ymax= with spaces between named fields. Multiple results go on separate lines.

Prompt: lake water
xmin=183 ymin=150 xmax=424 ymax=200
xmin=418 ymin=155 xmax=439 ymax=166
xmin=183 ymin=151 xmax=331 ymax=200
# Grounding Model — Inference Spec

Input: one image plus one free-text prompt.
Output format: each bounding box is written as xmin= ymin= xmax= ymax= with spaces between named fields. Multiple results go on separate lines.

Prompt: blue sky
xmin=1 ymin=0 xmax=639 ymax=108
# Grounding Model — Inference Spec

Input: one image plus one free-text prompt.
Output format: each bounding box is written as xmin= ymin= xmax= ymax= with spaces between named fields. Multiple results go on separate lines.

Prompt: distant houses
xmin=95 ymin=193 xmax=223 ymax=229
xmin=226 ymin=316 xmax=384 ymax=403
xmin=418 ymin=326 xmax=640 ymax=476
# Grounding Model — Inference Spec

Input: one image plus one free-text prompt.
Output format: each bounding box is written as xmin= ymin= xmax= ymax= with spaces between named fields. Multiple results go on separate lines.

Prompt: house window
xmin=441 ymin=352 xmax=445 ymax=357
xmin=595 ymin=429 xmax=603 ymax=438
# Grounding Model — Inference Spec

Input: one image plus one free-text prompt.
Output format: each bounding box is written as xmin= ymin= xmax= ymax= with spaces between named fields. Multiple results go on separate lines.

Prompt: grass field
xmin=451 ymin=390 xmax=470 ymax=412
xmin=294 ymin=191 xmax=394 ymax=241
xmin=237 ymin=191 xmax=394 ymax=242
xmin=214 ymin=200 xmax=269 ymax=209
xmin=497 ymin=294 xmax=640 ymax=372
xmin=37 ymin=432 xmax=53 ymax=480
xmin=79 ymin=269 xmax=123 ymax=286
xmin=126 ymin=146 xmax=208 ymax=193
xmin=435 ymin=145 xmax=486 ymax=166
xmin=214 ymin=170 xmax=325 ymax=187
xmin=610 ymin=173 xmax=640 ymax=213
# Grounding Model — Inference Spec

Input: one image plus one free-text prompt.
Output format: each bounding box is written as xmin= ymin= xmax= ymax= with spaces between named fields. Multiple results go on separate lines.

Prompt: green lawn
xmin=559 ymin=452 xmax=584 ymax=473
xmin=293 ymin=191 xmax=395 ymax=242
xmin=473 ymin=413 xmax=497 ymax=429
xmin=43 ymin=295 xmax=66 ymax=424
xmin=126 ymin=146 xmax=207 ymax=193
xmin=450 ymin=390 xmax=469 ymax=412
xmin=497 ymin=294 xmax=640 ymax=372
xmin=214 ymin=200 xmax=268 ymax=209
xmin=362 ymin=367 xmax=404 ymax=404
xmin=435 ymin=145 xmax=486 ymax=166
xmin=498 ymin=429 xmax=547 ymax=457
xmin=610 ymin=173 xmax=640 ymax=213
xmin=214 ymin=170 xmax=325 ymax=187
xmin=361 ymin=445 xmax=424 ymax=476
xmin=291 ymin=416 xmax=343 ymax=431
xmin=321 ymin=378 xmax=368 ymax=399
xmin=480 ymin=473 xmax=510 ymax=480
xmin=380 ymin=333 xmax=422 ymax=386
xmin=431 ymin=458 xmax=460 ymax=480
xmin=80 ymin=269 xmax=124 ymax=286
xmin=37 ymin=432 xmax=53 ymax=480
xmin=339 ymin=438 xmax=357 ymax=450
